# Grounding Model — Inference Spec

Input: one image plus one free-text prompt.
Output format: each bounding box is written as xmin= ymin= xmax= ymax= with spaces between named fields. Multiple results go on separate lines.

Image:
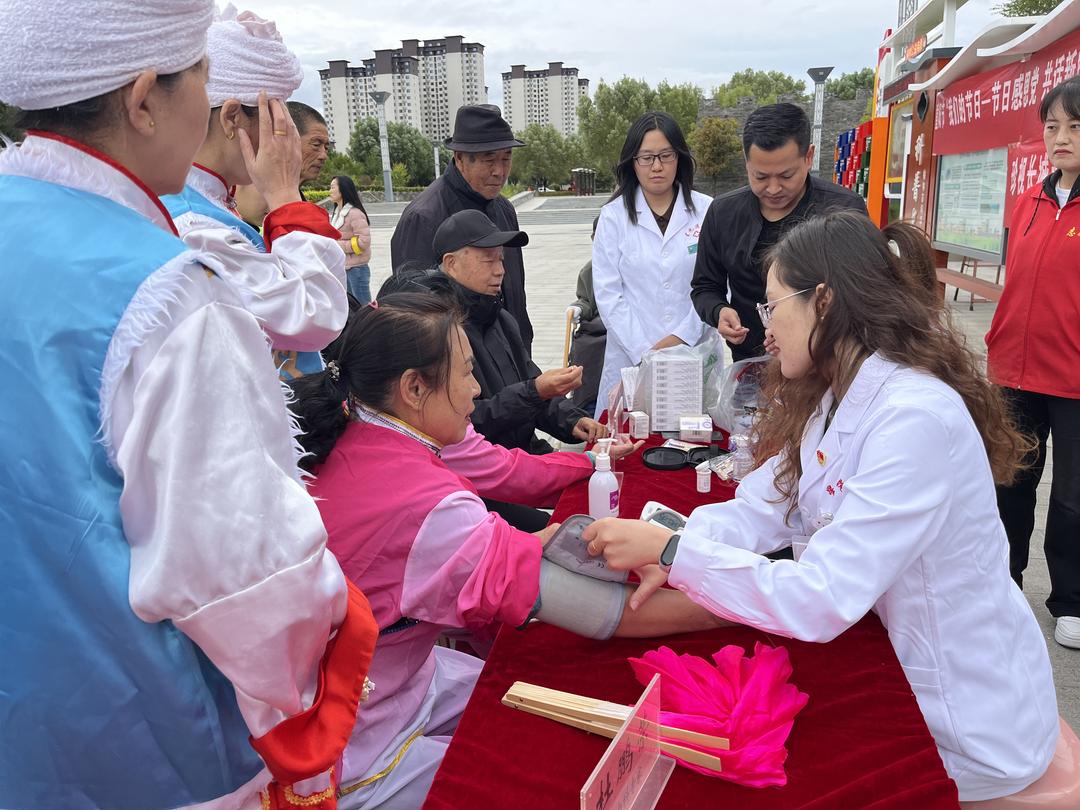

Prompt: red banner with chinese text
xmin=934 ymin=25 xmax=1080 ymax=156
xmin=1005 ymin=139 xmax=1053 ymax=222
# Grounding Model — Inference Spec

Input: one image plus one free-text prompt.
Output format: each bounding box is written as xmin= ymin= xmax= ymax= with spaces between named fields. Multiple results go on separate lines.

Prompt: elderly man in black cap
xmin=383 ymin=209 xmax=609 ymax=467
xmin=390 ymin=105 xmax=535 ymax=352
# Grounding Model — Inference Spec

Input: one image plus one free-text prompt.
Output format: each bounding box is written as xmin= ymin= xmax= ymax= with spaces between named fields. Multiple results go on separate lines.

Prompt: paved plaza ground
xmin=363 ymin=193 xmax=1077 ymax=731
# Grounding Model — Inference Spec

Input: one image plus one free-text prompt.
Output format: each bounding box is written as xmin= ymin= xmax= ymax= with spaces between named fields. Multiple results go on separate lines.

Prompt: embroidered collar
xmin=189 ymin=163 xmax=238 ymax=212
xmin=354 ymin=404 xmax=442 ymax=455
xmin=0 ymin=131 xmax=179 ymax=235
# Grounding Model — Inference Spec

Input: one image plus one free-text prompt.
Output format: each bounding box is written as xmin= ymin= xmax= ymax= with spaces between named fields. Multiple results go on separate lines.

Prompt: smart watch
xmin=659 ymin=532 xmax=681 ymax=572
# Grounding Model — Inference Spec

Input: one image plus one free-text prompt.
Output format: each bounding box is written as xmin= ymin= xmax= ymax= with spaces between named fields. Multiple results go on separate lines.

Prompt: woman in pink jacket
xmin=330 ymin=174 xmax=373 ymax=303
xmin=290 ymin=293 xmax=722 ymax=808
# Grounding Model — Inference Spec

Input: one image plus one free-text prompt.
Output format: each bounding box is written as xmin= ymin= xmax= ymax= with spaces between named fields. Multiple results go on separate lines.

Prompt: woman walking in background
xmin=331 ymin=174 xmax=373 ymax=303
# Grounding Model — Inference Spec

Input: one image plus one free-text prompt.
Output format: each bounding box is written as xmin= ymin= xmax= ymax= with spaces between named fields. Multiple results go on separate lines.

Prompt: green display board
xmin=933 ymin=147 xmax=1008 ymax=262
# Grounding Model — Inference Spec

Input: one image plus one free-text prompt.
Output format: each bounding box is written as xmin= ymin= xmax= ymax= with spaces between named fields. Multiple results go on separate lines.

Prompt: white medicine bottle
xmin=588 ymin=439 xmax=620 ymax=519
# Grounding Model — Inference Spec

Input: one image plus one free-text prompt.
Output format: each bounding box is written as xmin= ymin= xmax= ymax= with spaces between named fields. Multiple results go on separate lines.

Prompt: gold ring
xmin=273 ymin=129 xmax=287 ymax=136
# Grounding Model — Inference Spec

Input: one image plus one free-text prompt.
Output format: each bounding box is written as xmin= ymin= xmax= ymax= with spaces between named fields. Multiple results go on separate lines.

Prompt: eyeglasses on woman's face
xmin=756 ymin=288 xmax=813 ymax=328
xmin=632 ymin=149 xmax=678 ymax=167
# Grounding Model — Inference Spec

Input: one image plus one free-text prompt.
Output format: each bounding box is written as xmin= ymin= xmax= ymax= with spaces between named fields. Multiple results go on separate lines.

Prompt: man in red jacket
xmin=986 ymin=78 xmax=1080 ymax=650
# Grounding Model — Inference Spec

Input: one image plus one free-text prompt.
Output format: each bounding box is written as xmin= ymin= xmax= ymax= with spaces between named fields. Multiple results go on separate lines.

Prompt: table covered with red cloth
xmin=424 ymin=434 xmax=959 ymax=809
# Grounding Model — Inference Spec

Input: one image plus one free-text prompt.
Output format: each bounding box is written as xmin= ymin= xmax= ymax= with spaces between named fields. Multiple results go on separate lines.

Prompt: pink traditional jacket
xmin=308 ymin=414 xmax=593 ymax=780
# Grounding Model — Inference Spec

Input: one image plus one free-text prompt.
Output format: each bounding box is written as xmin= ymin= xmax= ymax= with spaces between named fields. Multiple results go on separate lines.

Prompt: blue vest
xmin=0 ymin=175 xmax=264 ymax=809
xmin=163 ymin=184 xmax=324 ymax=380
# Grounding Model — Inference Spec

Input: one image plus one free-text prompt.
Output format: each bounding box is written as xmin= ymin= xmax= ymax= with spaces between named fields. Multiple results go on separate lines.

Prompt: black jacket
xmin=390 ymin=162 xmax=533 ymax=353
xmin=395 ymin=270 xmax=587 ymax=453
xmin=690 ymin=175 xmax=866 ymax=360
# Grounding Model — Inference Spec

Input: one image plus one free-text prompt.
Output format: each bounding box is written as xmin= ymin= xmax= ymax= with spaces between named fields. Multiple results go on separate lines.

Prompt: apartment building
xmin=319 ymin=36 xmax=487 ymax=148
xmin=501 ymin=62 xmax=590 ymax=137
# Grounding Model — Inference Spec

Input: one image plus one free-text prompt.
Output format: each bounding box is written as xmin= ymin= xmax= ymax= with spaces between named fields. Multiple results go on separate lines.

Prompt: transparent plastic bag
xmin=633 ymin=332 xmax=725 ymax=428
xmin=707 ymin=355 xmax=772 ymax=435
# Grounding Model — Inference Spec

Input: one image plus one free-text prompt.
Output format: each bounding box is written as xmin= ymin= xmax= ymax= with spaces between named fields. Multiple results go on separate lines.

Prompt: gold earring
xmin=225 ymin=130 xmax=235 ymax=141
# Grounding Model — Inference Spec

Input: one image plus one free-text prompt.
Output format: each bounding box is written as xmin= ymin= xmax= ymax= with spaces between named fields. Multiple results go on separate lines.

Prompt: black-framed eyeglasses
xmin=632 ymin=150 xmax=678 ymax=167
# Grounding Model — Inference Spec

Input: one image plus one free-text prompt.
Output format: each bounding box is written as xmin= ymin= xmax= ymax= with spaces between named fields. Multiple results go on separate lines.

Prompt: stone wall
xmin=694 ymin=89 xmax=871 ymax=196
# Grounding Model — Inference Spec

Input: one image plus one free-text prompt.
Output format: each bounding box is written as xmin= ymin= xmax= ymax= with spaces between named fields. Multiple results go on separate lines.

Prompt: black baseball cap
xmin=432 ymin=209 xmax=529 ymax=258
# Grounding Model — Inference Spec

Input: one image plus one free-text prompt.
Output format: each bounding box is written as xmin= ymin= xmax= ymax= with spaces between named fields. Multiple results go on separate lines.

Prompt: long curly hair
xmin=751 ymin=210 xmax=1029 ymax=523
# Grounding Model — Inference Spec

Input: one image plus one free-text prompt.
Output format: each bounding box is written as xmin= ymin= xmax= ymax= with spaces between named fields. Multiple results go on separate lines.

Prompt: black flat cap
xmin=433 ymin=209 xmax=529 ymax=258
xmin=444 ymin=104 xmax=525 ymax=152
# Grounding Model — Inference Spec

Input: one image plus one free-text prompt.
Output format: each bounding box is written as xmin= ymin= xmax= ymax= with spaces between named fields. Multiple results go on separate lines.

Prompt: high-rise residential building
xmin=319 ymin=36 xmax=487 ymax=149
xmin=501 ymin=63 xmax=590 ymax=137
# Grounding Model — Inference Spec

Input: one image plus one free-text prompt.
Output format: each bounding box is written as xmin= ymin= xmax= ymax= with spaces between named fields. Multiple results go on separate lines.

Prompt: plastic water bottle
xmin=731 ymin=434 xmax=754 ymax=482
xmin=588 ymin=439 xmax=620 ymax=519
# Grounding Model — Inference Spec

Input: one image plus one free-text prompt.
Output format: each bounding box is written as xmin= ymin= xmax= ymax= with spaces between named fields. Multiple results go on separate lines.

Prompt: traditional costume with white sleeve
xmin=668 ymin=353 xmax=1058 ymax=801
xmin=162 ymin=5 xmax=347 ymax=381
xmin=0 ymin=4 xmax=376 ymax=808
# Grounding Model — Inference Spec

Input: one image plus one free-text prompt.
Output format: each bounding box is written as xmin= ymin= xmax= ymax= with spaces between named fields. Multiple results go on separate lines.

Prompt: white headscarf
xmin=0 ymin=0 xmax=213 ymax=110
xmin=205 ymin=5 xmax=303 ymax=106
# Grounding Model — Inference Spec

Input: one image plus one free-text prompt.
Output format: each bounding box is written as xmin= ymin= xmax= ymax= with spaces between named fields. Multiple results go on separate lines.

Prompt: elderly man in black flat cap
xmin=390 ymin=105 xmax=534 ymax=353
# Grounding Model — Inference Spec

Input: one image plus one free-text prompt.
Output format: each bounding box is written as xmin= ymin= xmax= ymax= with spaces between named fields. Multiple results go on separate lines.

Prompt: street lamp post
xmin=432 ymin=139 xmax=441 ymax=180
xmin=369 ymin=91 xmax=393 ymax=203
xmin=807 ymin=67 xmax=834 ymax=175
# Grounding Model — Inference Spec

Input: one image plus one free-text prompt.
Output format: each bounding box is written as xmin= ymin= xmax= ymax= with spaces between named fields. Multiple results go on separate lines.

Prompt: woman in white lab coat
xmin=591 ymin=111 xmax=711 ymax=417
xmin=585 ymin=210 xmax=1060 ymax=802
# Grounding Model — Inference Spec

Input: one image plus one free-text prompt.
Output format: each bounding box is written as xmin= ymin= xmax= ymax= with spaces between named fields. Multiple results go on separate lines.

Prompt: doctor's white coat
xmin=592 ymin=187 xmax=712 ymax=417
xmin=669 ymin=353 xmax=1058 ymax=801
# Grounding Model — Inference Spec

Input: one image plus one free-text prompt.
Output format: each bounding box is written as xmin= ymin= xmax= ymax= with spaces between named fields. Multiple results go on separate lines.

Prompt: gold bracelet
xmin=350 ymin=236 xmax=362 ymax=256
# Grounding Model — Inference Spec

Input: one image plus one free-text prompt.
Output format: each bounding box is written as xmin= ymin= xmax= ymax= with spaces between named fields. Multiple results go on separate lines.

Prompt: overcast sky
xmin=255 ymin=0 xmax=1003 ymax=111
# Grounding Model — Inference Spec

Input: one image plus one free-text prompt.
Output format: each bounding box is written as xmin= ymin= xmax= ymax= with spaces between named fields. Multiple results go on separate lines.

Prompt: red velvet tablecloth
xmin=424 ymin=435 xmax=960 ymax=809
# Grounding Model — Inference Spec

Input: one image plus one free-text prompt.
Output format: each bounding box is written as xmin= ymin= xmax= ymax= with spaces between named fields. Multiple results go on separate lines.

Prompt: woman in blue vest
xmin=162 ymin=5 xmax=347 ymax=382
xmin=0 ymin=2 xmax=376 ymax=808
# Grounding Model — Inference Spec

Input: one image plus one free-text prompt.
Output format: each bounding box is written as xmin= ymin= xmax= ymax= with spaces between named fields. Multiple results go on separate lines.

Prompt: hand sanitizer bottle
xmin=589 ymin=438 xmax=620 ymax=519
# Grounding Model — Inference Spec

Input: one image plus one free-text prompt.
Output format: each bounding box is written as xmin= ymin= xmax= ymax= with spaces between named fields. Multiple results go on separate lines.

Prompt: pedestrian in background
xmin=331 ymin=174 xmax=373 ymax=303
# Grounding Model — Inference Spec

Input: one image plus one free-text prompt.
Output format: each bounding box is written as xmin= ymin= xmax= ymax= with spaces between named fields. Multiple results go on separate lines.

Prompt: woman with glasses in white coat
xmin=591 ymin=111 xmax=711 ymax=417
xmin=585 ymin=211 xmax=1062 ymax=805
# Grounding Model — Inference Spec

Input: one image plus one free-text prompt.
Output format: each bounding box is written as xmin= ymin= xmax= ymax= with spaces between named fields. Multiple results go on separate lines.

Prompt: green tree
xmin=348 ymin=118 xmax=440 ymax=187
xmin=390 ymin=162 xmax=411 ymax=189
xmin=689 ymin=117 xmax=742 ymax=193
xmin=1 ymin=101 xmax=21 ymax=140
xmin=825 ymin=67 xmax=876 ymax=101
xmin=578 ymin=77 xmax=655 ymax=178
xmin=510 ymin=123 xmax=584 ymax=188
xmin=713 ymin=69 xmax=809 ymax=107
xmin=655 ymin=81 xmax=704 ymax=136
xmin=997 ymin=0 xmax=1063 ymax=14
xmin=315 ymin=151 xmax=367 ymax=190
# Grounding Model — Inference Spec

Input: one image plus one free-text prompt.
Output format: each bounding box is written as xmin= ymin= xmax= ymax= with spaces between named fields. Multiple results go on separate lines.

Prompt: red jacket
xmin=985 ymin=174 xmax=1080 ymax=398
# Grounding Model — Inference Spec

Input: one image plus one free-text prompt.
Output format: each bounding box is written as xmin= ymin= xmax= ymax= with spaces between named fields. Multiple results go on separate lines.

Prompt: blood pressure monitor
xmin=640 ymin=501 xmax=688 ymax=531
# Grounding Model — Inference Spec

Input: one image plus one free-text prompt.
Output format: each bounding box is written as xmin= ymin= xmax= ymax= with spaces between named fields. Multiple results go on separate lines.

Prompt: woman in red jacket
xmin=986 ymin=77 xmax=1080 ymax=650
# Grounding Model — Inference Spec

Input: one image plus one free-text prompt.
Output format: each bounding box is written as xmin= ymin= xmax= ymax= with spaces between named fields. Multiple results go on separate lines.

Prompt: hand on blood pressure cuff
xmin=528 ymin=559 xmax=626 ymax=640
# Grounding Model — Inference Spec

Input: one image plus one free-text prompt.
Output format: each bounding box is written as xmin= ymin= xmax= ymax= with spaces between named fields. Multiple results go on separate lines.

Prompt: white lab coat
xmin=592 ymin=187 xmax=711 ymax=417
xmin=668 ymin=353 xmax=1058 ymax=801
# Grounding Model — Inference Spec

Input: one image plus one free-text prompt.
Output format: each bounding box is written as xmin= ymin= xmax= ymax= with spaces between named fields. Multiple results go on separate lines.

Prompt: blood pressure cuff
xmin=530 ymin=558 xmax=626 ymax=640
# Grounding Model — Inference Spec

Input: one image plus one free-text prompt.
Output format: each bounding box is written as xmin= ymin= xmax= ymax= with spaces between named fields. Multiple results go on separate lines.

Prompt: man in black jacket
xmin=390 ymin=105 xmax=535 ymax=353
xmin=691 ymin=103 xmax=866 ymax=361
xmin=385 ymin=210 xmax=608 ymax=455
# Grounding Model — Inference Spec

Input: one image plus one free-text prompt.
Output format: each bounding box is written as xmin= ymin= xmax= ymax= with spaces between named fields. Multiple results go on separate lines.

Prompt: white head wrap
xmin=0 ymin=0 xmax=213 ymax=110
xmin=205 ymin=5 xmax=303 ymax=107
